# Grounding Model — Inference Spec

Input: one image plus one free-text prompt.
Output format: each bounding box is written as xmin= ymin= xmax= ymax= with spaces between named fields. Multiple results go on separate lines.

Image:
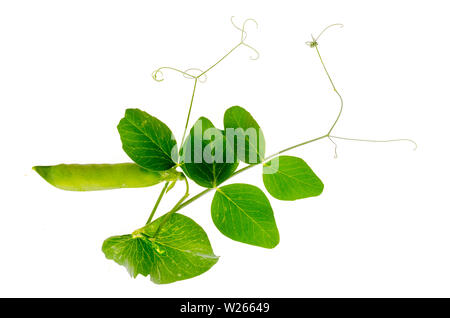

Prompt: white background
xmin=1 ymin=0 xmax=449 ymax=297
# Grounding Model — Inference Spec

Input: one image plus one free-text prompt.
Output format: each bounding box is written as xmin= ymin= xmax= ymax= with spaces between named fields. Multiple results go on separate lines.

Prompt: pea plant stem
xmin=314 ymin=45 xmax=344 ymax=136
xmin=174 ymin=187 xmax=212 ymax=212
xmin=146 ymin=181 xmax=169 ymax=225
xmin=180 ymin=77 xmax=198 ymax=147
xmin=153 ymin=177 xmax=190 ymax=237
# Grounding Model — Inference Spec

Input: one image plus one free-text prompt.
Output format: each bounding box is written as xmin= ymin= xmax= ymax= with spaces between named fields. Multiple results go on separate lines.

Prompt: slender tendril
xmin=198 ymin=43 xmax=241 ymax=77
xmin=328 ymin=136 xmax=339 ymax=158
xmin=180 ymin=77 xmax=198 ymax=148
xmin=315 ymin=45 xmax=344 ymax=136
xmin=314 ymin=23 xmax=344 ymax=43
xmin=151 ymin=17 xmax=259 ymax=82
xmin=305 ymin=24 xmax=345 ymax=136
xmin=330 ymin=136 xmax=418 ymax=150
xmin=183 ymin=68 xmax=208 ymax=82
xmin=150 ymin=16 xmax=260 ymax=165
xmin=152 ymin=67 xmax=197 ymax=81
xmin=197 ymin=17 xmax=259 ymax=77
xmin=306 ymin=23 xmax=416 ymax=157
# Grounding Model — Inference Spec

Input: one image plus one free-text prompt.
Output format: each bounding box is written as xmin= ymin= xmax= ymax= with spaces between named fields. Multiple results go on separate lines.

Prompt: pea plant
xmin=33 ymin=18 xmax=415 ymax=284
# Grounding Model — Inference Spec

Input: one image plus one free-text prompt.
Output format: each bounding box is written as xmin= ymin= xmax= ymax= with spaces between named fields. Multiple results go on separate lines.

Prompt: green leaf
xmin=180 ymin=117 xmax=238 ymax=188
xmin=262 ymin=155 xmax=324 ymax=201
xmin=223 ymin=106 xmax=265 ymax=164
xmin=102 ymin=213 xmax=218 ymax=284
xmin=117 ymin=108 xmax=178 ymax=171
xmin=32 ymin=163 xmax=181 ymax=191
xmin=211 ymin=183 xmax=279 ymax=249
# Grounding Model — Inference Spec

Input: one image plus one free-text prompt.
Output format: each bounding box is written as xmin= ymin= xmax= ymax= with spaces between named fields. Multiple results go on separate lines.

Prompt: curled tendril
xmin=152 ymin=16 xmax=260 ymax=84
xmin=151 ymin=69 xmax=164 ymax=82
xmin=231 ymin=16 xmax=258 ymax=42
xmin=241 ymin=42 xmax=260 ymax=60
xmin=306 ymin=23 xmax=344 ymax=48
xmin=231 ymin=16 xmax=260 ymax=60
xmin=152 ymin=67 xmax=197 ymax=82
xmin=330 ymin=136 xmax=418 ymax=151
xmin=329 ymin=135 xmax=418 ymax=159
xmin=183 ymin=68 xmax=208 ymax=83
xmin=328 ymin=136 xmax=339 ymax=158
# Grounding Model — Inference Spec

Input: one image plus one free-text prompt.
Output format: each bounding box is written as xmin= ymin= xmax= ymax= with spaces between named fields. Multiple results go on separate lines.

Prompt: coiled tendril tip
xmin=151 ymin=67 xmax=199 ymax=83
xmin=183 ymin=68 xmax=208 ymax=83
xmin=152 ymin=69 xmax=165 ymax=82
xmin=231 ymin=16 xmax=260 ymax=60
xmin=151 ymin=16 xmax=260 ymax=84
xmin=306 ymin=23 xmax=344 ymax=48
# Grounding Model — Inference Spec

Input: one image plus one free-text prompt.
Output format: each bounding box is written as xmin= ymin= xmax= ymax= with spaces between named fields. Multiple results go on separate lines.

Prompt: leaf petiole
xmin=153 ymin=176 xmax=190 ymax=238
xmin=146 ymin=181 xmax=170 ymax=225
xmin=180 ymin=77 xmax=199 ymax=147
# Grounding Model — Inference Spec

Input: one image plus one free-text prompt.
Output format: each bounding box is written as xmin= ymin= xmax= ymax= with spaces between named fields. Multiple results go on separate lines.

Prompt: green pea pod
xmin=33 ymin=163 xmax=182 ymax=191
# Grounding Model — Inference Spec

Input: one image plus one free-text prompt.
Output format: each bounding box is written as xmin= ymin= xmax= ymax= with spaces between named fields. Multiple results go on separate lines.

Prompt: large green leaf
xmin=117 ymin=108 xmax=178 ymax=171
xmin=223 ymin=106 xmax=265 ymax=164
xmin=211 ymin=183 xmax=279 ymax=249
xmin=102 ymin=213 xmax=218 ymax=284
xmin=33 ymin=163 xmax=181 ymax=191
xmin=180 ymin=117 xmax=238 ymax=188
xmin=263 ymin=155 xmax=324 ymax=201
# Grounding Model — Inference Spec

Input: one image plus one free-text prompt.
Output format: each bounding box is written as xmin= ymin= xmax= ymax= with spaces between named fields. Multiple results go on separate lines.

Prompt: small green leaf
xmin=117 ymin=108 xmax=178 ymax=171
xmin=32 ymin=163 xmax=181 ymax=191
xmin=180 ymin=117 xmax=238 ymax=188
xmin=263 ymin=155 xmax=324 ymax=201
xmin=223 ymin=106 xmax=265 ymax=164
xmin=211 ymin=183 xmax=279 ymax=249
xmin=102 ymin=213 xmax=218 ymax=284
